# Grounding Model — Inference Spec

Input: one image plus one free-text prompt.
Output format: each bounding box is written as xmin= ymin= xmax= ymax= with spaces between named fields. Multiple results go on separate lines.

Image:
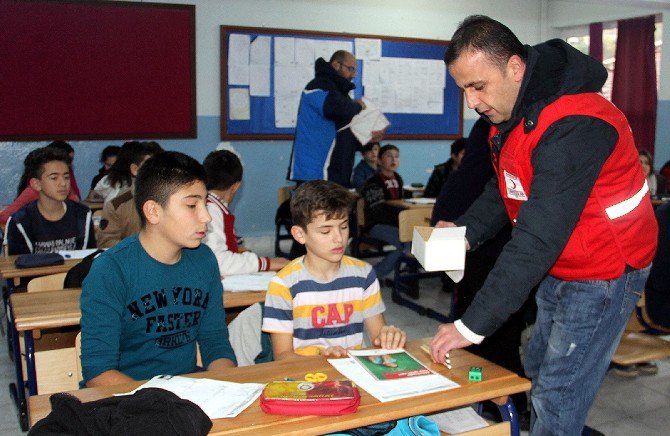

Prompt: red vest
xmin=491 ymin=93 xmax=657 ymax=280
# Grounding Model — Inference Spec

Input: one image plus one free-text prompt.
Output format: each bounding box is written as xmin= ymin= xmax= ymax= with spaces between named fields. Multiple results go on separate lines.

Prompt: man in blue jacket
xmin=288 ymin=50 xmax=381 ymax=187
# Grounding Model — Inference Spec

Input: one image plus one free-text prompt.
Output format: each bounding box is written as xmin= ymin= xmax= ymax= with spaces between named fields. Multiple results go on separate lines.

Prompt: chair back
xmin=75 ymin=331 xmax=83 ymax=384
xmin=398 ymin=208 xmax=432 ymax=243
xmin=277 ymin=185 xmax=295 ymax=205
xmin=356 ymin=197 xmax=366 ymax=229
xmin=27 ymin=272 xmax=67 ymax=293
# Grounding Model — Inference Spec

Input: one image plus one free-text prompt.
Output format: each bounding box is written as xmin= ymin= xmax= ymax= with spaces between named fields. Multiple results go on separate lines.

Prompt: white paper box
xmin=411 ymin=226 xmax=466 ymax=279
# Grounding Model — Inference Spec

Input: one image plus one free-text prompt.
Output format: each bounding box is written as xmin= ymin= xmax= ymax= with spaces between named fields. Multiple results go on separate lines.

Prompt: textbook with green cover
xmin=347 ymin=349 xmax=434 ymax=381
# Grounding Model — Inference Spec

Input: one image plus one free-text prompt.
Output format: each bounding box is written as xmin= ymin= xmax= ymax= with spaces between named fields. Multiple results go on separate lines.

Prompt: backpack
xmin=64 ymin=249 xmax=104 ymax=288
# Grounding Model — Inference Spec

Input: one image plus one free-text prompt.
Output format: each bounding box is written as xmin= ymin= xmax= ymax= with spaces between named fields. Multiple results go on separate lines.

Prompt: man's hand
xmin=320 ymin=346 xmax=348 ymax=358
xmin=429 ymin=323 xmax=473 ymax=364
xmin=435 ymin=221 xmax=470 ymax=249
xmin=373 ymin=325 xmax=406 ymax=349
xmin=370 ymin=130 xmax=384 ymax=143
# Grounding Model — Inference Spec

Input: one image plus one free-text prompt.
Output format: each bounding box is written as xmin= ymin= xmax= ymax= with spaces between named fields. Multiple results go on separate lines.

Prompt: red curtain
xmin=589 ymin=22 xmax=603 ymax=62
xmin=611 ymin=15 xmax=657 ymax=153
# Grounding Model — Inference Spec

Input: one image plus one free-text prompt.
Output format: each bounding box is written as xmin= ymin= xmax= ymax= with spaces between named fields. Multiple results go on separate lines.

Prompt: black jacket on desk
xmin=454 ymin=40 xmax=619 ymax=336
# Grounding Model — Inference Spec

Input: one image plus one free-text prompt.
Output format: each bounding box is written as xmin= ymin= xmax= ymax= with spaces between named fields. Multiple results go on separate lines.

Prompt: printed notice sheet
xmin=118 ymin=375 xmax=264 ymax=419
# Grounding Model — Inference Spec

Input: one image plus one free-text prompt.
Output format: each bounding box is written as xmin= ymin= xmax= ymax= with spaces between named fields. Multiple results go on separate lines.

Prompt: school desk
xmin=9 ymin=287 xmax=267 ymax=431
xmin=0 ymin=255 xmax=82 ymax=287
xmin=28 ymin=338 xmax=531 ymax=435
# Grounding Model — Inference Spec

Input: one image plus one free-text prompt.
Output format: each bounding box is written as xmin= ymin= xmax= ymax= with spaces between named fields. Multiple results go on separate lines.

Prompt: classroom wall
xmin=5 ymin=0 xmax=666 ymax=237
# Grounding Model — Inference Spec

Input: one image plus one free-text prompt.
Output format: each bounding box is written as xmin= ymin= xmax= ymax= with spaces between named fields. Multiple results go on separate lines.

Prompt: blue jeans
xmin=524 ymin=266 xmax=650 ymax=435
xmin=368 ymin=224 xmax=409 ymax=279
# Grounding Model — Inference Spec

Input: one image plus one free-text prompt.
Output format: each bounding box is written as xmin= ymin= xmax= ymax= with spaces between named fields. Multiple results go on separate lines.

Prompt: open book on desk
xmin=329 ymin=348 xmax=459 ymax=402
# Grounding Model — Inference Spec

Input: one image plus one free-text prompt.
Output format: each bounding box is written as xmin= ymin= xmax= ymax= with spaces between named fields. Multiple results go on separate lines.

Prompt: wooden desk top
xmin=28 ymin=338 xmax=531 ymax=433
xmin=0 ymin=255 xmax=82 ymax=281
xmin=10 ymin=288 xmax=266 ymax=332
xmin=82 ymin=200 xmax=104 ymax=210
xmin=386 ymin=199 xmax=435 ymax=209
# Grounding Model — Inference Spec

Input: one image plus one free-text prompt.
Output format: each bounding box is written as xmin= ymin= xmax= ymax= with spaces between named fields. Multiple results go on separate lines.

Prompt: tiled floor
xmin=0 ymin=239 xmax=668 ymax=434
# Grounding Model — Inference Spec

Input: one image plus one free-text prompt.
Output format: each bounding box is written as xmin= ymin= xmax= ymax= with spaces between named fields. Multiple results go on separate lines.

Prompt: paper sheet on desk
xmin=58 ymin=248 xmax=101 ymax=259
xmin=328 ymin=357 xmax=458 ymax=402
xmin=118 ymin=375 xmax=264 ymax=419
xmin=340 ymin=97 xmax=389 ymax=145
xmin=221 ymin=271 xmax=275 ymax=291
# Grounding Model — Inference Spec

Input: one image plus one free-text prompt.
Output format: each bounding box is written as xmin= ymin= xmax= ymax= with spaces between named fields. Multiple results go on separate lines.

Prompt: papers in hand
xmin=221 ymin=271 xmax=275 ymax=292
xmin=328 ymin=349 xmax=459 ymax=402
xmin=341 ymin=97 xmax=389 ymax=145
xmin=118 ymin=375 xmax=264 ymax=419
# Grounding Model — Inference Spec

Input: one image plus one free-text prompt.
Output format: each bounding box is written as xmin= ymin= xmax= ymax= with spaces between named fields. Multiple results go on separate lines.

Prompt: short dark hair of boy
xmin=47 ymin=140 xmax=74 ymax=155
xmin=290 ymin=180 xmax=354 ymax=229
xmin=134 ymin=151 xmax=207 ymax=227
xmin=203 ymin=150 xmax=243 ymax=191
xmin=18 ymin=146 xmax=72 ymax=196
xmin=26 ymin=147 xmax=71 ymax=181
xmin=379 ymin=144 xmax=399 ymax=158
xmin=100 ymin=145 xmax=121 ymax=163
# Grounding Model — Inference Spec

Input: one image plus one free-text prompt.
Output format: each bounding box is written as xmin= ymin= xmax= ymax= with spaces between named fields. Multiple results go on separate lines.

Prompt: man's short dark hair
xmin=329 ymin=50 xmax=352 ymax=64
xmin=290 ymin=180 xmax=353 ymax=229
xmin=451 ymin=138 xmax=466 ymax=156
xmin=134 ymin=151 xmax=207 ymax=227
xmin=445 ymin=15 xmax=526 ymax=70
xmin=26 ymin=147 xmax=71 ymax=181
xmin=379 ymin=144 xmax=399 ymax=159
xmin=203 ymin=150 xmax=243 ymax=191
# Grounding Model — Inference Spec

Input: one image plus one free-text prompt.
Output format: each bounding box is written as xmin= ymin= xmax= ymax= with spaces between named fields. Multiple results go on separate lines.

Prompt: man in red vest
xmin=429 ymin=15 xmax=657 ymax=435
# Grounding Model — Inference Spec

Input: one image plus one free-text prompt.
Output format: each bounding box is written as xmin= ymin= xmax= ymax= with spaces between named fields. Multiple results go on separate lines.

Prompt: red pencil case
xmin=259 ymin=380 xmax=361 ymax=416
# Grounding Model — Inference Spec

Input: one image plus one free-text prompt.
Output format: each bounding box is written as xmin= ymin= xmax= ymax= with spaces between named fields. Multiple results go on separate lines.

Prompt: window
xmin=564 ymin=18 xmax=662 ymax=100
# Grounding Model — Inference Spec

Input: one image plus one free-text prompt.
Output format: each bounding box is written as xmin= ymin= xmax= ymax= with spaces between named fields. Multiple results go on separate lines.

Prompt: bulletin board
xmin=220 ymin=26 xmax=462 ymax=141
xmin=0 ymin=0 xmax=196 ymax=141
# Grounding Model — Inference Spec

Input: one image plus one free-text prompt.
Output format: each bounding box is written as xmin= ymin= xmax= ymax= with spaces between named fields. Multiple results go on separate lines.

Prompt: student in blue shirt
xmin=80 ymin=151 xmax=236 ymax=387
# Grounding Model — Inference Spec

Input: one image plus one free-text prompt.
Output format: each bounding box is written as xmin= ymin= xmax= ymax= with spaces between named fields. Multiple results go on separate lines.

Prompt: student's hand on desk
xmin=429 ymin=323 xmax=473 ymax=364
xmin=435 ymin=221 xmax=470 ymax=250
xmin=374 ymin=325 xmax=406 ymax=350
xmin=320 ymin=346 xmax=349 ymax=358
xmin=355 ymin=99 xmax=367 ymax=110
xmin=269 ymin=257 xmax=290 ymax=271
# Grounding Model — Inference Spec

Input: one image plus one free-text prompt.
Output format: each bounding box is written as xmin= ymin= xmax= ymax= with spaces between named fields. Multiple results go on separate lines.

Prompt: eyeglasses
xmin=338 ymin=61 xmax=356 ymax=74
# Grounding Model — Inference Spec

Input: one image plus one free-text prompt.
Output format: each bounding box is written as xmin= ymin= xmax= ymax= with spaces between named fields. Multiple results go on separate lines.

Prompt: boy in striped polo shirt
xmin=262 ymin=180 xmax=406 ymax=360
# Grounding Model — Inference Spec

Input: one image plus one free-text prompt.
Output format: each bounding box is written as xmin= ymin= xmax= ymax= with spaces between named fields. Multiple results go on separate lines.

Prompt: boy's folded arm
xmin=270 ymin=332 xmax=301 ymax=360
xmin=207 ymin=357 xmax=236 ymax=371
xmin=85 ymin=369 xmax=135 ymax=388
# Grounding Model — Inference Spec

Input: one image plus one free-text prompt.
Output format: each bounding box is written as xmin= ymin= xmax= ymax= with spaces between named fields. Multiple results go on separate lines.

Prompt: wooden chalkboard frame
xmin=220 ymin=26 xmax=463 ymax=141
